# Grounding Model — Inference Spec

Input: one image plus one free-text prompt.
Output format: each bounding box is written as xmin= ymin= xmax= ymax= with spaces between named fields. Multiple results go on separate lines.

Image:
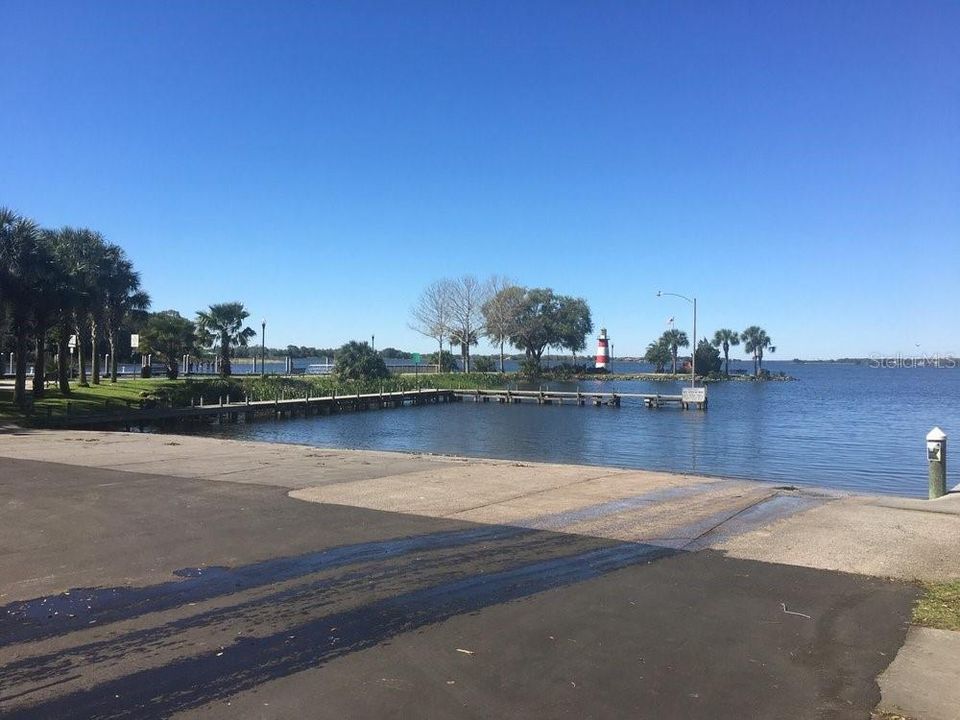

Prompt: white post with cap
xmin=927 ymin=426 xmax=947 ymax=499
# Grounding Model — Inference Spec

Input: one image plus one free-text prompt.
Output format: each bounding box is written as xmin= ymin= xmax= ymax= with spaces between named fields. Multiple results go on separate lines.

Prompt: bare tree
xmin=448 ymin=275 xmax=486 ymax=373
xmin=482 ymin=277 xmax=524 ymax=372
xmin=410 ymin=279 xmax=454 ymax=372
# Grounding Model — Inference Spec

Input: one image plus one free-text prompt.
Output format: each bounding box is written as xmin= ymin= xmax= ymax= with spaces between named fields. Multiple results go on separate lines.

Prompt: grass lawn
xmin=0 ymin=378 xmax=181 ymax=421
xmin=2 ymin=370 xmax=639 ymax=422
xmin=913 ymin=580 xmax=960 ymax=631
xmin=0 ymin=372 xmax=508 ymax=423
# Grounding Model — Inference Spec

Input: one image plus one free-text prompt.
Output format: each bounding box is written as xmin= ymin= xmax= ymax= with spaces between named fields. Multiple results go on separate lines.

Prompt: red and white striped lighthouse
xmin=595 ymin=328 xmax=610 ymax=370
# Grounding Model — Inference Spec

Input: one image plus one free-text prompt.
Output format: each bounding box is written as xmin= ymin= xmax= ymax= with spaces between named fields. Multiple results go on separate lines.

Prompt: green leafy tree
xmin=660 ymin=328 xmax=690 ymax=374
xmin=508 ymin=288 xmax=593 ymax=370
xmin=694 ymin=337 xmax=722 ymax=376
xmin=139 ymin=311 xmax=196 ymax=379
xmin=644 ymin=339 xmax=672 ymax=373
xmin=556 ymin=296 xmax=593 ymax=363
xmin=711 ymin=329 xmax=740 ymax=377
xmin=508 ymin=288 xmax=555 ymax=367
xmin=741 ymin=325 xmax=776 ymax=376
xmin=334 ymin=340 xmax=389 ymax=380
xmin=196 ymin=302 xmax=256 ymax=377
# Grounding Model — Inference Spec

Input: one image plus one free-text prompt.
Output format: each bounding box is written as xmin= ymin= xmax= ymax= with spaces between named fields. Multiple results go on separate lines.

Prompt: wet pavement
xmin=0 ymin=456 xmax=919 ymax=719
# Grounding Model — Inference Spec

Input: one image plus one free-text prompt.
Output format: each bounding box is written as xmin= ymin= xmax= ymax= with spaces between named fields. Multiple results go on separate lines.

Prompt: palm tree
xmin=333 ymin=340 xmax=389 ymax=381
xmin=47 ymin=228 xmax=89 ymax=394
xmin=29 ymin=229 xmax=63 ymax=397
xmin=644 ymin=339 xmax=671 ymax=373
xmin=450 ymin=328 xmax=479 ymax=372
xmin=102 ymin=245 xmax=150 ymax=382
xmin=0 ymin=209 xmax=48 ymax=406
xmin=0 ymin=209 xmax=7 ymax=305
xmin=741 ymin=325 xmax=775 ymax=376
xmin=61 ymin=229 xmax=108 ymax=387
xmin=660 ymin=328 xmax=690 ymax=374
xmin=196 ymin=302 xmax=256 ymax=377
xmin=86 ymin=237 xmax=112 ymax=386
xmin=139 ymin=311 xmax=196 ymax=379
xmin=711 ymin=329 xmax=740 ymax=377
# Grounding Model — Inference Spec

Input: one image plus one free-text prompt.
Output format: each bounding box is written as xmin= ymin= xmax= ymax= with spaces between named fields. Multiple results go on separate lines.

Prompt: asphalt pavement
xmin=0 ymin=456 xmax=918 ymax=719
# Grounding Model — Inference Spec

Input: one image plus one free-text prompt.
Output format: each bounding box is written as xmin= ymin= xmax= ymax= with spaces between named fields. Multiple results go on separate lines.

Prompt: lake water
xmin=183 ymin=361 xmax=959 ymax=498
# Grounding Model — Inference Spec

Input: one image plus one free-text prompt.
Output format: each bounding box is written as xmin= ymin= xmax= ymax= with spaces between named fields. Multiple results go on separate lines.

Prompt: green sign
xmin=412 ymin=353 xmax=422 ymax=364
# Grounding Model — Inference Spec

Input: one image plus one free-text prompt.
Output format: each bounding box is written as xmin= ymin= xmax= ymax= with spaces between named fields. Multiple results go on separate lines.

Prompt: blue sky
xmin=2 ymin=1 xmax=957 ymax=359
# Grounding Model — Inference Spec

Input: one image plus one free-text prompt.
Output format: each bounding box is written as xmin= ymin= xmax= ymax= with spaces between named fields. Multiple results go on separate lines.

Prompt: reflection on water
xmin=179 ymin=363 xmax=959 ymax=497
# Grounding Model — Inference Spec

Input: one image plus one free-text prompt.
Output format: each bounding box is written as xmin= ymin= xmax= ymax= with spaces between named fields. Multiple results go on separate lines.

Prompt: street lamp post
xmin=657 ymin=291 xmax=697 ymax=387
xmin=260 ymin=319 xmax=266 ymax=378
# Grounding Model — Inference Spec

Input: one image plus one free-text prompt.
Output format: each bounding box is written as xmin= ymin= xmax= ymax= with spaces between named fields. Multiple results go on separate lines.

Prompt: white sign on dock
xmin=681 ymin=387 xmax=707 ymax=403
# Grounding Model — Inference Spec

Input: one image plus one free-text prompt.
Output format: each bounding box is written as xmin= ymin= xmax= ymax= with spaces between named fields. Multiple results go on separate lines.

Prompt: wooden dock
xmin=42 ymin=385 xmax=705 ymax=430
xmin=451 ymin=388 xmax=702 ymax=409
xmin=43 ymin=388 xmax=458 ymax=429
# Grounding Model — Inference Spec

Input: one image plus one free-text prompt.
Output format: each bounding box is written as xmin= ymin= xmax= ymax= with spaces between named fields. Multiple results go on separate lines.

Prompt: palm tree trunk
xmin=13 ymin=317 xmax=30 ymax=408
xmin=32 ymin=321 xmax=47 ymax=397
xmin=499 ymin=340 xmax=505 ymax=373
xmin=77 ymin=321 xmax=88 ymax=387
xmin=57 ymin=325 xmax=70 ymax=395
xmin=109 ymin=332 xmax=118 ymax=382
xmin=672 ymin=348 xmax=678 ymax=374
xmin=724 ymin=348 xmax=730 ymax=377
xmin=91 ymin=317 xmax=101 ymax=385
xmin=220 ymin=333 xmax=231 ymax=377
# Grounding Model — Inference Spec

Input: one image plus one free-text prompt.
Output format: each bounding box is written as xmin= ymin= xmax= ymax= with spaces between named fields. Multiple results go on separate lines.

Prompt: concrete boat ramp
xmin=1 ymin=430 xmax=958 ymax=719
